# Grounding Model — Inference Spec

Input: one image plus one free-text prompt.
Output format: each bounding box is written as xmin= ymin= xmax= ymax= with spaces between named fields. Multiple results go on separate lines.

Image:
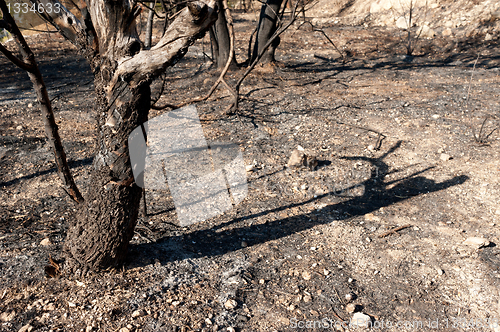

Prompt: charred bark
xmin=61 ymin=0 xmax=218 ymax=274
xmin=5 ymin=0 xmax=218 ymax=274
xmin=251 ymin=0 xmax=283 ymax=64
xmin=210 ymin=0 xmax=237 ymax=69
xmin=144 ymin=2 xmax=155 ymax=49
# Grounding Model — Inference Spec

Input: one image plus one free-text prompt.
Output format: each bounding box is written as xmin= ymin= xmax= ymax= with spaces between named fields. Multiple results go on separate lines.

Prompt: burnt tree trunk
xmin=144 ymin=2 xmax=155 ymax=49
xmin=20 ymin=0 xmax=218 ymax=274
xmin=251 ymin=0 xmax=283 ymax=64
xmin=210 ymin=0 xmax=237 ymax=69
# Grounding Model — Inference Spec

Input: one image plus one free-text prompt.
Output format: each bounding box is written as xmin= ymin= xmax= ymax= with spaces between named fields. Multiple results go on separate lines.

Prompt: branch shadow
xmin=0 ymin=157 xmax=93 ymax=188
xmin=128 ymin=141 xmax=469 ymax=266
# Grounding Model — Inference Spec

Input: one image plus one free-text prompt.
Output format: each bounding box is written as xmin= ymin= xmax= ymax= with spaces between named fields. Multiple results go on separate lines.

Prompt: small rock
xmin=365 ymin=237 xmax=371 ymax=243
xmin=118 ymin=328 xmax=130 ymax=332
xmin=367 ymin=145 xmax=375 ymax=152
xmin=323 ymin=269 xmax=329 ymax=276
xmin=241 ymin=241 xmax=248 ymax=248
xmin=131 ymin=309 xmax=144 ymax=318
xmin=288 ymin=304 xmax=295 ymax=311
xmin=440 ymin=153 xmax=452 ymax=161
xmin=85 ymin=325 xmax=94 ymax=332
xmin=259 ymin=279 xmax=265 ymax=284
xmin=224 ymin=299 xmax=238 ymax=310
xmin=205 ymin=318 xmax=212 ymax=325
xmin=364 ymin=213 xmax=380 ymax=221
xmin=44 ymin=302 xmax=56 ymax=311
xmin=437 ymin=268 xmax=444 ymax=276
xmin=432 ymin=114 xmax=440 ymax=119
xmin=351 ymin=312 xmax=372 ymax=328
xmin=463 ymin=237 xmax=490 ymax=249
xmin=345 ymin=293 xmax=354 ymax=302
xmin=68 ymin=302 xmax=76 ymax=307
xmin=417 ymin=25 xmax=435 ymax=39
xmin=485 ymin=33 xmax=493 ymax=41
xmin=348 ymin=278 xmax=354 ymax=283
xmin=303 ymin=294 xmax=312 ymax=303
xmin=287 ymin=149 xmax=306 ymax=168
xmin=40 ymin=238 xmax=52 ymax=246
xmin=302 ymin=271 xmax=312 ymax=281
xmin=245 ymin=165 xmax=257 ymax=172
xmin=227 ymin=327 xmax=236 ymax=332
xmin=442 ymin=28 xmax=452 ymax=37
xmin=395 ymin=16 xmax=408 ymax=29
xmin=18 ymin=324 xmax=33 ymax=332
xmin=28 ymin=103 xmax=33 ymax=108
xmin=0 ymin=311 xmax=15 ymax=322
xmin=346 ymin=303 xmax=357 ymax=313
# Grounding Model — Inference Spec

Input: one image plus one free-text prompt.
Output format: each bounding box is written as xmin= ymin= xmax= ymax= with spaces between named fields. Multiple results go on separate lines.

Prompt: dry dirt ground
xmin=1 ymin=8 xmax=500 ymax=332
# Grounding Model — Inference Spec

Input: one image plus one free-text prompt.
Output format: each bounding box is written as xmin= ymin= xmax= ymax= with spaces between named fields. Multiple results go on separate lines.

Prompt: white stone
xmin=224 ymin=299 xmax=238 ymax=310
xmin=40 ymin=238 xmax=52 ymax=246
xmin=440 ymin=153 xmax=451 ymax=161
xmin=131 ymin=309 xmax=144 ymax=318
xmin=18 ymin=325 xmax=33 ymax=332
xmin=0 ymin=311 xmax=15 ymax=322
xmin=417 ymin=25 xmax=436 ymax=38
xmin=463 ymin=237 xmax=490 ymax=248
xmin=442 ymin=28 xmax=453 ymax=37
xmin=346 ymin=303 xmax=356 ymax=313
xmin=396 ymin=16 xmax=409 ymax=29
xmin=351 ymin=312 xmax=372 ymax=328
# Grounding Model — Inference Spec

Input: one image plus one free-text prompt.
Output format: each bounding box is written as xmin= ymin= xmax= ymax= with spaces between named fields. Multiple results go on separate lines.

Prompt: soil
xmin=1 ymin=6 xmax=500 ymax=332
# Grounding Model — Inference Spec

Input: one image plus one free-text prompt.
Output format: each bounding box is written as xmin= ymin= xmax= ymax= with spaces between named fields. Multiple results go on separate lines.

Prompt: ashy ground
xmin=1 ymin=5 xmax=500 ymax=332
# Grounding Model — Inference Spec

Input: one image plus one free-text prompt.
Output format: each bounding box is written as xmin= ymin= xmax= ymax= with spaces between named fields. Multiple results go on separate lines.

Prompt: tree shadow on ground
xmin=0 ymin=157 xmax=93 ymax=188
xmin=128 ymin=141 xmax=468 ymax=265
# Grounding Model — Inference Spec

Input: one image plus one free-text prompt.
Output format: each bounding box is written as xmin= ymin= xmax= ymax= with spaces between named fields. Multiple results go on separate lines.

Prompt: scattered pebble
xmin=440 ymin=153 xmax=452 ymax=161
xmin=287 ymin=149 xmax=306 ymax=168
xmin=224 ymin=299 xmax=238 ymax=310
xmin=245 ymin=165 xmax=257 ymax=172
xmin=351 ymin=312 xmax=372 ymax=328
xmin=131 ymin=309 xmax=144 ymax=318
xmin=40 ymin=238 xmax=52 ymax=246
xmin=364 ymin=213 xmax=380 ymax=221
xmin=0 ymin=311 xmax=15 ymax=322
xmin=346 ymin=303 xmax=357 ymax=313
xmin=18 ymin=324 xmax=33 ymax=332
xmin=463 ymin=237 xmax=490 ymax=249
xmin=44 ymin=302 xmax=55 ymax=311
